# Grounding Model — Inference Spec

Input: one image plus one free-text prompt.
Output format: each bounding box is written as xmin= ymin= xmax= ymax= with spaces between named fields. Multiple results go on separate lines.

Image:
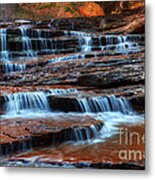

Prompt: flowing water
xmin=0 ymin=27 xmax=144 ymax=73
xmin=1 ymin=88 xmax=143 ymax=144
xmin=0 ymin=29 xmax=9 ymax=60
xmin=0 ymin=25 xmax=144 ymax=167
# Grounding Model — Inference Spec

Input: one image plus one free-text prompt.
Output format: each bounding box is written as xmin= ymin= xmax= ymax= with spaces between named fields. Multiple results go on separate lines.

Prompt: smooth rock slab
xmin=0 ymin=115 xmax=104 ymax=156
xmin=1 ymin=124 xmax=144 ymax=170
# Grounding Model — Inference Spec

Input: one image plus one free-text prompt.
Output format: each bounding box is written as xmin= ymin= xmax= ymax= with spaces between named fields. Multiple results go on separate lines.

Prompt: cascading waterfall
xmin=66 ymin=31 xmax=142 ymax=54
xmin=3 ymin=88 xmax=79 ymax=118
xmin=66 ymin=31 xmax=93 ymax=52
xmin=0 ymin=28 xmax=26 ymax=74
xmin=48 ymin=88 xmax=78 ymax=95
xmin=3 ymin=62 xmax=26 ymax=74
xmin=36 ymin=29 xmax=48 ymax=50
xmin=101 ymin=35 xmax=141 ymax=53
xmin=0 ymin=28 xmax=9 ymax=60
xmin=0 ymin=29 xmax=144 ymax=69
xmin=2 ymin=89 xmax=134 ymax=119
xmin=19 ymin=28 xmax=35 ymax=57
xmin=76 ymin=95 xmax=133 ymax=114
xmin=4 ymin=91 xmax=50 ymax=115
xmin=3 ymin=91 xmax=133 ymax=116
xmin=72 ymin=32 xmax=92 ymax=52
xmin=70 ymin=123 xmax=103 ymax=142
xmin=1 ymin=88 xmax=143 ymax=145
xmin=81 ymin=36 xmax=92 ymax=52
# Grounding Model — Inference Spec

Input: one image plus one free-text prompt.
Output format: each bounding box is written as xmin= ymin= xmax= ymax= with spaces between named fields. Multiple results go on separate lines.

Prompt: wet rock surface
xmin=0 ymin=2 xmax=145 ymax=169
xmin=1 ymin=124 xmax=144 ymax=169
xmin=0 ymin=52 xmax=144 ymax=86
xmin=0 ymin=116 xmax=103 ymax=156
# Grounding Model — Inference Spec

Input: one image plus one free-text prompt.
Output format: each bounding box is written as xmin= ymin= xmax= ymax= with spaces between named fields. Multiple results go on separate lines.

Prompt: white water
xmin=2 ymin=88 xmax=78 ymax=118
xmin=19 ymin=28 xmax=34 ymax=57
xmin=1 ymin=89 xmax=144 ymax=144
xmin=0 ymin=28 xmax=27 ymax=73
xmin=48 ymin=53 xmax=85 ymax=63
xmin=73 ymin=123 xmax=100 ymax=142
xmin=2 ymin=91 xmax=134 ymax=118
xmin=75 ymin=32 xmax=92 ymax=52
xmin=0 ymin=29 xmax=9 ymax=60
xmin=77 ymin=95 xmax=133 ymax=114
xmin=100 ymin=35 xmax=142 ymax=54
xmin=36 ymin=29 xmax=48 ymax=50
xmin=66 ymin=31 xmax=142 ymax=54
xmin=67 ymin=31 xmax=93 ymax=52
xmin=92 ymin=111 xmax=144 ymax=143
xmin=70 ymin=111 xmax=143 ymax=144
xmin=0 ymin=29 xmax=143 ymax=69
xmin=4 ymin=91 xmax=50 ymax=117
xmin=48 ymin=88 xmax=78 ymax=95
xmin=1 ymin=90 xmax=143 ymax=143
xmin=81 ymin=36 xmax=92 ymax=52
xmin=3 ymin=62 xmax=26 ymax=73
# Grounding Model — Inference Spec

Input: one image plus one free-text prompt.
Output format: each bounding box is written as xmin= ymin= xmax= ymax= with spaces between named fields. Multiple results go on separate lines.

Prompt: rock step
xmin=1 ymin=124 xmax=144 ymax=169
xmin=0 ymin=48 xmax=81 ymax=59
xmin=0 ymin=116 xmax=104 ymax=157
xmin=0 ymin=38 xmax=80 ymax=52
xmin=0 ymin=35 xmax=144 ymax=53
xmin=1 ymin=52 xmax=144 ymax=86
xmin=47 ymin=88 xmax=144 ymax=113
xmin=0 ymin=46 xmax=144 ymax=60
xmin=0 ymin=49 xmax=144 ymax=74
xmin=4 ymin=29 xmax=66 ymax=38
xmin=0 ymin=84 xmax=144 ymax=115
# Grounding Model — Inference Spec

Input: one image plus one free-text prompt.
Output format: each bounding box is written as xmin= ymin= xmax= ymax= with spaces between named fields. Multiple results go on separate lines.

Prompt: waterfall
xmin=76 ymin=95 xmax=132 ymax=114
xmin=81 ymin=36 xmax=92 ymax=52
xmin=5 ymin=91 xmax=50 ymax=114
xmin=48 ymin=88 xmax=78 ymax=95
xmin=66 ymin=31 xmax=142 ymax=54
xmin=68 ymin=31 xmax=93 ymax=52
xmin=3 ymin=62 xmax=26 ymax=73
xmin=105 ymin=35 xmax=127 ymax=45
xmin=102 ymin=35 xmax=141 ymax=53
xmin=77 ymin=34 xmax=92 ymax=52
xmin=0 ymin=29 xmax=9 ymax=60
xmin=73 ymin=124 xmax=101 ymax=142
xmin=0 ymin=28 xmax=26 ymax=73
xmin=2 ymin=88 xmax=79 ymax=118
xmin=0 ymin=28 xmax=143 ymax=63
xmin=36 ymin=29 xmax=48 ymax=50
xmin=19 ymin=28 xmax=34 ymax=57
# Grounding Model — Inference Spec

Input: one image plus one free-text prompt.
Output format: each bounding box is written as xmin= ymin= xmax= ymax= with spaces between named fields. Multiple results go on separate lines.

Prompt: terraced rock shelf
xmin=0 ymin=3 xmax=145 ymax=169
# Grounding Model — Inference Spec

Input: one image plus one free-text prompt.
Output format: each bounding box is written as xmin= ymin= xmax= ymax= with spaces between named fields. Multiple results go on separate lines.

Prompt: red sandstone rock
xmin=3 ymin=124 xmax=144 ymax=169
xmin=0 ymin=116 xmax=104 ymax=156
xmin=78 ymin=2 xmax=104 ymax=17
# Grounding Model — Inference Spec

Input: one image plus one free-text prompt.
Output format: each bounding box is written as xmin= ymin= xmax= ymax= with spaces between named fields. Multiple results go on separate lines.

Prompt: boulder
xmin=128 ymin=95 xmax=144 ymax=112
xmin=48 ymin=95 xmax=81 ymax=112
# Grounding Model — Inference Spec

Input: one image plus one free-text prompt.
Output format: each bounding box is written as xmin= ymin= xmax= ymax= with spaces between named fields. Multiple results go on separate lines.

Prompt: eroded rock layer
xmin=0 ymin=3 xmax=145 ymax=169
xmin=0 ymin=116 xmax=103 ymax=156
